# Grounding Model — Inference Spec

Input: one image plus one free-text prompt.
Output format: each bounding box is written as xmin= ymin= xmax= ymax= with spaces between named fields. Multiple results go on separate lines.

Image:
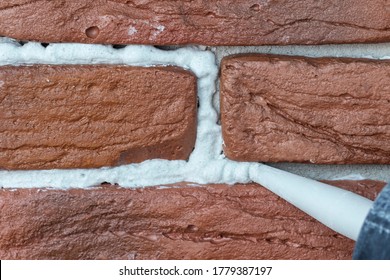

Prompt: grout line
xmin=0 ymin=38 xmax=389 ymax=188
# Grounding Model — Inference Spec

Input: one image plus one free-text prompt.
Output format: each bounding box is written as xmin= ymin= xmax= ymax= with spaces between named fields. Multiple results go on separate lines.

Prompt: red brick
xmin=0 ymin=65 xmax=196 ymax=169
xmin=221 ymin=55 xmax=390 ymax=164
xmin=0 ymin=180 xmax=384 ymax=260
xmin=0 ymin=1 xmax=389 ymax=45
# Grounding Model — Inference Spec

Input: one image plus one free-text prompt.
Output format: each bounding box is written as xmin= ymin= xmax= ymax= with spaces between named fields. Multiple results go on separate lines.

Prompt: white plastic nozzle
xmin=249 ymin=164 xmax=373 ymax=241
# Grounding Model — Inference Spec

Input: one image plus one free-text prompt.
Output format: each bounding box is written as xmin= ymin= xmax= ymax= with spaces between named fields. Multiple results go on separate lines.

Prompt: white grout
xmin=0 ymin=38 xmax=390 ymax=189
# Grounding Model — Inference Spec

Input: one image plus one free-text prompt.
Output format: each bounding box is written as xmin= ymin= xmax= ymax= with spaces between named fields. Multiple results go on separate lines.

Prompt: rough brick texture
xmin=0 ymin=180 xmax=384 ymax=260
xmin=221 ymin=55 xmax=390 ymax=164
xmin=0 ymin=1 xmax=389 ymax=45
xmin=0 ymin=65 xmax=196 ymax=169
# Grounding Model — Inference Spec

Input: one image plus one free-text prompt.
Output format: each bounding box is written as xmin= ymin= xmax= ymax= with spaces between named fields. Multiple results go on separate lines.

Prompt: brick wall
xmin=0 ymin=1 xmax=390 ymax=259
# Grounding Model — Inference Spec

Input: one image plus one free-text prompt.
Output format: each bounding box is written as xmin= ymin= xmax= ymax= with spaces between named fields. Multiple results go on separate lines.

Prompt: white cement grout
xmin=0 ymin=37 xmax=389 ymax=188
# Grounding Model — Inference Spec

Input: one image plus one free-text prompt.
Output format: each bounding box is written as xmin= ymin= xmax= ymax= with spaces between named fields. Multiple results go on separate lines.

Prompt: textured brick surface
xmin=0 ymin=180 xmax=384 ymax=260
xmin=221 ymin=54 xmax=390 ymax=164
xmin=0 ymin=65 xmax=196 ymax=169
xmin=0 ymin=1 xmax=389 ymax=45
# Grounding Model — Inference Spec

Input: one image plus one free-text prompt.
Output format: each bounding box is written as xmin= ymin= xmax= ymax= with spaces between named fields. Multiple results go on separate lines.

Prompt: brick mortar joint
xmin=1 ymin=38 xmax=390 ymax=188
